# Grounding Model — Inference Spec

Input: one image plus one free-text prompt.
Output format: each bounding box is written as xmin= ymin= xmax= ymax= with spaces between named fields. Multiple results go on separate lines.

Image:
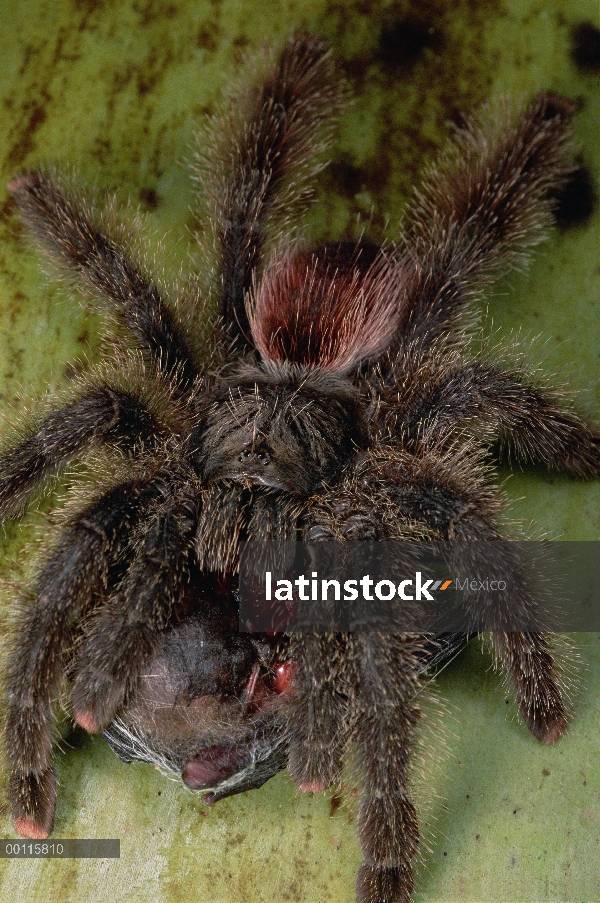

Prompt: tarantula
xmin=1 ymin=31 xmax=599 ymax=903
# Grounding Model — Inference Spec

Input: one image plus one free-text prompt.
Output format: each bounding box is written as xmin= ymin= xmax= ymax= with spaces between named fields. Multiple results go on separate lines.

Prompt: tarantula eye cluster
xmin=1 ymin=30 xmax=598 ymax=903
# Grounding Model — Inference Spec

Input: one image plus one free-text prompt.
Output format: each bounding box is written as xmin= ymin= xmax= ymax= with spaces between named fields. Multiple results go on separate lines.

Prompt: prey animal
xmin=2 ymin=31 xmax=599 ymax=903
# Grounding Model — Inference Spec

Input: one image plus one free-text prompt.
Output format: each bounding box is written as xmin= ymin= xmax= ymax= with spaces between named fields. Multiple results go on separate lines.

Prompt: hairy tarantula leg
xmin=7 ymin=171 xmax=198 ymax=389
xmin=286 ymin=633 xmax=354 ymax=792
xmin=354 ymin=634 xmax=423 ymax=903
xmin=70 ymin=479 xmax=198 ymax=733
xmin=6 ymin=477 xmax=163 ymax=839
xmin=389 ymin=455 xmax=568 ymax=742
xmin=396 ymin=92 xmax=575 ymax=350
xmin=311 ymin=445 xmax=568 ymax=742
xmin=398 ymin=361 xmax=600 ymax=477
xmin=490 ymin=631 xmax=567 ymax=744
xmin=0 ymin=386 xmax=160 ymax=521
xmin=285 ymin=516 xmax=375 ymax=791
xmin=198 ymin=31 xmax=345 ymax=351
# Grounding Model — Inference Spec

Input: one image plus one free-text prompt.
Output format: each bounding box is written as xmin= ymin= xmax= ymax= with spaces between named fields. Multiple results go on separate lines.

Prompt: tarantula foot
xmin=569 ymin=434 xmax=600 ymax=478
xmin=70 ymin=675 xmax=125 ymax=734
xmin=356 ymin=862 xmax=413 ymax=903
xmin=10 ymin=767 xmax=57 ymax=840
xmin=539 ymin=718 xmax=567 ymax=745
xmin=521 ymin=702 xmax=568 ymax=745
xmin=288 ymin=744 xmax=341 ymax=793
xmin=72 ymin=709 xmax=102 ymax=734
xmin=530 ymin=711 xmax=568 ymax=745
xmin=297 ymin=780 xmax=329 ymax=793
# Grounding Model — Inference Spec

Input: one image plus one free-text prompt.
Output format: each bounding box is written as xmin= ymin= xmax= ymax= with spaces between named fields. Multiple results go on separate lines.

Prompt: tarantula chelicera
xmin=1 ymin=30 xmax=599 ymax=903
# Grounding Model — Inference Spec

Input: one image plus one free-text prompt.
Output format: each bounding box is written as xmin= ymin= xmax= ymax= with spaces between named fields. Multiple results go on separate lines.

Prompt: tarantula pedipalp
xmin=1 ymin=30 xmax=599 ymax=903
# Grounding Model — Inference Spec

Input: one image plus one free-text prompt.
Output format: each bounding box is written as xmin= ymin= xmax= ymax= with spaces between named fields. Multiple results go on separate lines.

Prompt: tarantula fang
xmin=1 ymin=31 xmax=599 ymax=903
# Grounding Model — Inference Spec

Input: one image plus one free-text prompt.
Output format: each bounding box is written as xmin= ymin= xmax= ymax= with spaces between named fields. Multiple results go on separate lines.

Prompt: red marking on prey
xmin=243 ymin=663 xmax=261 ymax=711
xmin=242 ymin=661 xmax=297 ymax=715
xmin=182 ymin=744 xmax=249 ymax=791
xmin=272 ymin=661 xmax=297 ymax=695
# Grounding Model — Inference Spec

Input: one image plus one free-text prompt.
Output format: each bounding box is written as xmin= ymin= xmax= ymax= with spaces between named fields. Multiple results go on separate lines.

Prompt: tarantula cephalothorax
xmin=2 ymin=31 xmax=599 ymax=903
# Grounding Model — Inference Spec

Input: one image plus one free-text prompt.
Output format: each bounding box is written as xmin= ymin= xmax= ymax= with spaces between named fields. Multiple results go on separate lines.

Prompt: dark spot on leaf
xmin=25 ymin=104 xmax=46 ymax=130
xmin=228 ymin=832 xmax=246 ymax=847
xmin=377 ymin=18 xmax=443 ymax=72
xmin=324 ymin=154 xmax=365 ymax=199
xmin=570 ymin=22 xmax=600 ymax=73
xmin=361 ymin=151 xmax=393 ymax=196
xmin=553 ymin=164 xmax=597 ymax=230
xmin=78 ymin=0 xmax=102 ymax=13
xmin=0 ymin=195 xmax=15 ymax=222
xmin=63 ymin=725 xmax=93 ymax=751
xmin=197 ymin=23 xmax=220 ymax=52
xmin=139 ymin=187 xmax=160 ymax=210
xmin=137 ymin=72 xmax=160 ymax=96
xmin=7 ymin=101 xmax=47 ymax=167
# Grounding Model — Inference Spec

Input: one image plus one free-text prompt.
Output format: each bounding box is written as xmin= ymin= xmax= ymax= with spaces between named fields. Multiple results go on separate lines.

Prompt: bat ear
xmin=247 ymin=243 xmax=406 ymax=373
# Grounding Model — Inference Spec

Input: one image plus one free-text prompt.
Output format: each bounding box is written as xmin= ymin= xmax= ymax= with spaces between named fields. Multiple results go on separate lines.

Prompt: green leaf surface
xmin=0 ymin=1 xmax=598 ymax=901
